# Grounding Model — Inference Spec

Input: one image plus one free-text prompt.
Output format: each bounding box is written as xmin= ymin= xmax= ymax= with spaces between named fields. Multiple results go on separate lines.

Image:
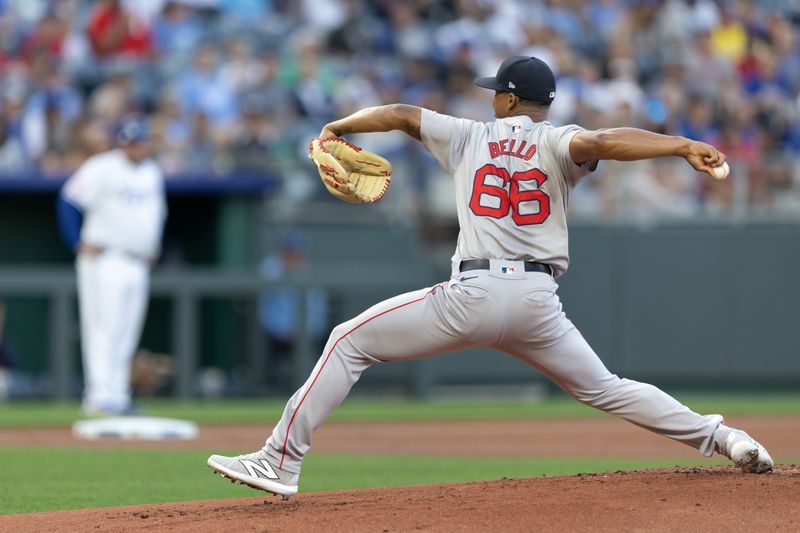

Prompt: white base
xmin=72 ymin=416 xmax=198 ymax=440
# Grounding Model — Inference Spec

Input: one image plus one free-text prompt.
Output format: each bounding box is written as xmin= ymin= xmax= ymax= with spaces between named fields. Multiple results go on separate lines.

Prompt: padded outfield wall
xmin=331 ymin=222 xmax=800 ymax=393
xmin=0 ymin=186 xmax=798 ymax=396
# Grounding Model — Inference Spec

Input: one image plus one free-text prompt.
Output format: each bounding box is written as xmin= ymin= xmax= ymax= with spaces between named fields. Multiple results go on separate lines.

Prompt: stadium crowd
xmin=0 ymin=0 xmax=799 ymax=221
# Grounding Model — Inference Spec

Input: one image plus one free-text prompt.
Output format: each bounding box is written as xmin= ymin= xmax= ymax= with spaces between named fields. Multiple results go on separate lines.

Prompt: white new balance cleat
xmin=208 ymin=449 xmax=299 ymax=499
xmin=716 ymin=428 xmax=774 ymax=474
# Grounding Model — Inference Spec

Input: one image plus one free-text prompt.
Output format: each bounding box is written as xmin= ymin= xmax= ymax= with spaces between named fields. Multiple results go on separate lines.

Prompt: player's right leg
xmin=208 ymin=276 xmax=499 ymax=496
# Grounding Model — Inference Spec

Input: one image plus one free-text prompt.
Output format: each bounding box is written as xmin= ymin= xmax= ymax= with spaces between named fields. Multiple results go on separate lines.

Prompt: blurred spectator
xmin=88 ymin=69 xmax=135 ymax=124
xmin=622 ymin=159 xmax=700 ymax=223
xmin=300 ymin=0 xmax=348 ymax=32
xmin=87 ymin=0 xmax=152 ymax=61
xmin=152 ymin=1 xmax=203 ymax=68
xmin=184 ymin=111 xmax=223 ymax=174
xmin=258 ymin=233 xmax=329 ymax=388
xmin=0 ymin=0 xmax=797 ymax=222
xmin=710 ymin=8 xmax=748 ymax=63
xmin=684 ymin=30 xmax=735 ymax=99
xmin=219 ymin=40 xmax=266 ymax=94
xmin=229 ymin=94 xmax=279 ymax=173
xmin=176 ymin=45 xmax=238 ymax=132
xmin=217 ymin=0 xmax=270 ymax=24
xmin=130 ymin=348 xmax=175 ymax=398
xmin=150 ymin=89 xmax=191 ymax=174
xmin=285 ymin=33 xmax=337 ymax=123
xmin=677 ymin=96 xmax=719 ymax=145
xmin=19 ymin=7 xmax=69 ymax=64
xmin=0 ymin=82 xmax=40 ymax=174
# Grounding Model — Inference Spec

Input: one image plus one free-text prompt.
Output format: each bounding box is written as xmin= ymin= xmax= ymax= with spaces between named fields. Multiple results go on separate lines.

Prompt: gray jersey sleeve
xmin=419 ymin=108 xmax=476 ymax=175
xmin=542 ymin=124 xmax=598 ymax=187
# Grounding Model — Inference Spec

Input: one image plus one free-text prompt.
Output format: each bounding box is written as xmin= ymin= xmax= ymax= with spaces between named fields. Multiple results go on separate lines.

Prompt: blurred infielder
xmin=208 ymin=56 xmax=773 ymax=498
xmin=57 ymin=116 xmax=166 ymax=416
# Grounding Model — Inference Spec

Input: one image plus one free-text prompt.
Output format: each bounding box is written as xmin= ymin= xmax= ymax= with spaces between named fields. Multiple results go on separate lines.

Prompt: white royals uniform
xmin=63 ymin=149 xmax=166 ymax=413
xmin=261 ymin=109 xmax=725 ymax=474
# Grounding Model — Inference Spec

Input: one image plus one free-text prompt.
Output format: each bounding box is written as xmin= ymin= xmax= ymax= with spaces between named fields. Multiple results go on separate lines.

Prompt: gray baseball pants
xmin=264 ymin=260 xmax=722 ymax=473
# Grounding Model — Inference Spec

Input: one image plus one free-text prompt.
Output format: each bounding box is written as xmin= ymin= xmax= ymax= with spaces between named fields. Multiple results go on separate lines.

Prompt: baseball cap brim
xmin=474 ymin=76 xmax=506 ymax=92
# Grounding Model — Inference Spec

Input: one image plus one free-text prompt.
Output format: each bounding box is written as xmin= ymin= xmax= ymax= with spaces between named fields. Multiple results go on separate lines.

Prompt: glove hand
xmin=318 ymin=127 xmax=338 ymax=140
xmin=308 ymin=137 xmax=392 ymax=203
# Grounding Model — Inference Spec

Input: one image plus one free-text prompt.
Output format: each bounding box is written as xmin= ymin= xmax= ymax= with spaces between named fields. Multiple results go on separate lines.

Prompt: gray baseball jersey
xmin=261 ymin=110 xmax=724 ymax=476
xmin=421 ymin=110 xmax=595 ymax=277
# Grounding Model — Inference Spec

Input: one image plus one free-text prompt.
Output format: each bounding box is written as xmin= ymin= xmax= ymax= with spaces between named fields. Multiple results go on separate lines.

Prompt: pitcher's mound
xmin=5 ymin=465 xmax=799 ymax=532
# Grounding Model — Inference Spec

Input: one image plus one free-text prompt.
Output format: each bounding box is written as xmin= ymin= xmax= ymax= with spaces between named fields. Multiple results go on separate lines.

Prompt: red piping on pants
xmin=279 ymin=282 xmax=445 ymax=468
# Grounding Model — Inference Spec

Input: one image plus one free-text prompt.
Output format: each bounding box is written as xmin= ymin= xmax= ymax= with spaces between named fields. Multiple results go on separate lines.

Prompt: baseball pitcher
xmin=57 ymin=116 xmax=166 ymax=417
xmin=208 ymin=56 xmax=773 ymax=498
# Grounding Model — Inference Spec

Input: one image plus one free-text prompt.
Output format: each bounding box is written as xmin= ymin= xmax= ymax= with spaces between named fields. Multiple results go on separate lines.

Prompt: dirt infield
xmin=1 ymin=416 xmax=798 ymax=458
xmin=3 ymin=466 xmax=799 ymax=532
xmin=2 ymin=416 xmax=798 ymax=531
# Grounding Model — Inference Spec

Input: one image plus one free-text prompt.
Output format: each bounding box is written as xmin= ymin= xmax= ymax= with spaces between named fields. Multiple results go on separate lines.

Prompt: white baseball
xmin=712 ymin=161 xmax=730 ymax=180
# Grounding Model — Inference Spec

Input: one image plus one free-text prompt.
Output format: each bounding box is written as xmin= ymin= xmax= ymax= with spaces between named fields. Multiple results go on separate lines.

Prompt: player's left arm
xmin=56 ymin=193 xmax=83 ymax=253
xmin=319 ymin=104 xmax=422 ymax=141
xmin=569 ymin=128 xmax=725 ymax=178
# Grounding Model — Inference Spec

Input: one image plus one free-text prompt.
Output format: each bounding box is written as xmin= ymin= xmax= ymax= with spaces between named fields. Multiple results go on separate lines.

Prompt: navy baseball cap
xmin=474 ymin=56 xmax=556 ymax=105
xmin=115 ymin=116 xmax=149 ymax=145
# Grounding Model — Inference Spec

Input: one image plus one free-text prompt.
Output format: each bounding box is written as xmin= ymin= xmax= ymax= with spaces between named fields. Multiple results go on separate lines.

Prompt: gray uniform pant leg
xmin=265 ymin=272 xmax=723 ymax=475
xmin=264 ymin=280 xmax=486 ymax=473
xmin=501 ymin=305 xmax=722 ymax=457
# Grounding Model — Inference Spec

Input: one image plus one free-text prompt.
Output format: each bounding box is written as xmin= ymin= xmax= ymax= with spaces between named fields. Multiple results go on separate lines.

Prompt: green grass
xmin=1 ymin=393 xmax=798 ymax=427
xmin=0 ymin=447 xmax=736 ymax=515
xmin=1 ymin=395 xmax=797 ymax=515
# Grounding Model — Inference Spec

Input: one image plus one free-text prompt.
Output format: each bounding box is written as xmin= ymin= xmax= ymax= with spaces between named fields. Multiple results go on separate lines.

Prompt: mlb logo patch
xmin=511 ymin=124 xmax=522 ymax=133
xmin=501 ymin=266 xmax=516 ymax=274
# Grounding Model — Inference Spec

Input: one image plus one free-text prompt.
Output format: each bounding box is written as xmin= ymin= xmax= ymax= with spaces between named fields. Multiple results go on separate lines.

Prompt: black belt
xmin=459 ymin=259 xmax=552 ymax=276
